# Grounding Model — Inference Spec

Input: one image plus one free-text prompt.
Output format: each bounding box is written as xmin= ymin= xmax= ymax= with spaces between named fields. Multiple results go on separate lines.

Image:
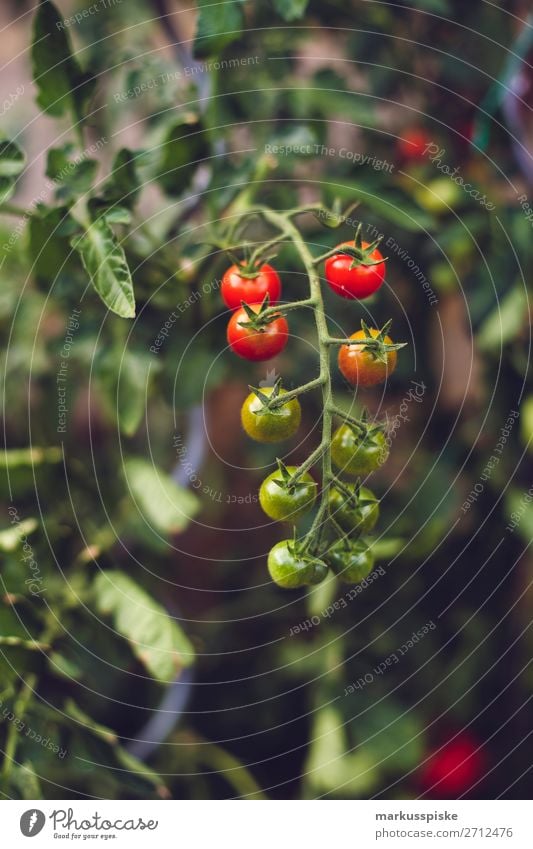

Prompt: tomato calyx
xmin=236 ymin=294 xmax=283 ymax=332
xmin=284 ymin=534 xmax=328 ymax=584
xmin=350 ymin=320 xmax=406 ymax=365
xmin=335 ymin=223 xmax=387 ymax=269
xmin=313 ymin=199 xmax=361 ymax=230
xmin=272 ymin=458 xmax=318 ymax=496
xmin=224 ymin=240 xmax=279 ymax=279
xmin=331 ymin=475 xmax=379 ymax=511
xmin=248 ymin=377 xmax=287 ymax=416
xmin=345 ymin=410 xmax=387 ymax=449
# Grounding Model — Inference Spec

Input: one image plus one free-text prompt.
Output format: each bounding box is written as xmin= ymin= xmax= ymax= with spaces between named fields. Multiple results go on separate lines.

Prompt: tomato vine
xmin=224 ymin=204 xmax=407 ymax=587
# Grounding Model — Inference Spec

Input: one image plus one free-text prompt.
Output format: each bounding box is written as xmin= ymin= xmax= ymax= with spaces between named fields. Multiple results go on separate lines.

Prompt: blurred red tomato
xmin=419 ymin=735 xmax=485 ymax=796
xmin=397 ymin=128 xmax=431 ymax=162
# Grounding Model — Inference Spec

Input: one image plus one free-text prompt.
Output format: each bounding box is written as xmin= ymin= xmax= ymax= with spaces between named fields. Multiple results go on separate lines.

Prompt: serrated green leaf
xmin=477 ymin=285 xmax=527 ymax=352
xmin=273 ymin=0 xmax=309 ymax=21
xmin=0 ymin=139 xmax=26 ymax=204
xmin=29 ymin=206 xmax=80 ymax=283
xmin=72 ymin=218 xmax=135 ymax=318
xmin=0 ymin=518 xmax=38 ymax=552
xmin=156 ymin=117 xmax=210 ymax=197
xmin=97 ymin=348 xmax=154 ymax=436
xmin=46 ymin=146 xmax=97 ymax=199
xmin=93 ymin=571 xmax=195 ymax=681
xmin=32 ymin=0 xmax=95 ymax=121
xmin=194 ymin=0 xmax=244 ymax=59
xmin=124 ymin=457 xmax=199 ymax=535
xmin=9 ymin=762 xmax=42 ymax=800
xmin=0 ymin=447 xmax=62 ymax=467
xmin=0 ymin=139 xmax=26 ymax=178
xmin=102 ymin=148 xmax=141 ymax=209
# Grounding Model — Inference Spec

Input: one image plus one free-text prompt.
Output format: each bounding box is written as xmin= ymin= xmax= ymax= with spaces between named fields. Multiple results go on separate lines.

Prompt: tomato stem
xmin=266 ymin=374 xmax=326 ymax=408
xmin=287 ymin=441 xmax=327 ymax=486
xmin=260 ymin=296 xmax=317 ymax=322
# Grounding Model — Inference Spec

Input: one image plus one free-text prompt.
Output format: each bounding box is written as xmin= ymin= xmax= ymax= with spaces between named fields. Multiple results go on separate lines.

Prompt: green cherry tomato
xmin=331 ymin=424 xmax=389 ymax=477
xmin=414 ymin=177 xmax=462 ymax=215
xmin=268 ymin=540 xmax=328 ymax=588
xmin=328 ymin=485 xmax=380 ymax=535
xmin=325 ymin=539 xmax=375 ymax=584
xmin=259 ymin=466 xmax=316 ymax=522
xmin=241 ymin=387 xmax=301 ymax=443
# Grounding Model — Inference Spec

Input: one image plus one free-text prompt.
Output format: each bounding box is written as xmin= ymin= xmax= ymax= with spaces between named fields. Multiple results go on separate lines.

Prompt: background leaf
xmin=273 ymin=0 xmax=309 ymax=21
xmin=93 ymin=571 xmax=195 ymax=682
xmin=124 ymin=457 xmax=200 ymax=534
xmin=194 ymin=0 xmax=244 ymax=59
xmin=31 ymin=0 xmax=95 ymax=120
xmin=72 ymin=218 xmax=135 ymax=318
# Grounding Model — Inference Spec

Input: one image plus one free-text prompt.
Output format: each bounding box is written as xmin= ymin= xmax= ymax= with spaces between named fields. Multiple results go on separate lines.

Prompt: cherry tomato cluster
xmin=221 ymin=219 xmax=406 ymax=589
xmin=224 ymin=264 xmax=288 ymax=362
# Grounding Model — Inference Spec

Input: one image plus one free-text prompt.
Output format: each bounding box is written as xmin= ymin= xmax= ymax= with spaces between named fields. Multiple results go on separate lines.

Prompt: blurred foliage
xmin=0 ymin=0 xmax=531 ymax=800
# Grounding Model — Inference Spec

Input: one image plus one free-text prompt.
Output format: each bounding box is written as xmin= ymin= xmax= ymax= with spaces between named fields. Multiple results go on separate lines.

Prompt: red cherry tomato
xmin=325 ymin=241 xmax=386 ymax=300
xmin=397 ymin=128 xmax=431 ymax=162
xmin=221 ymin=263 xmax=281 ymax=311
xmin=419 ymin=735 xmax=485 ymax=797
xmin=227 ymin=304 xmax=289 ymax=362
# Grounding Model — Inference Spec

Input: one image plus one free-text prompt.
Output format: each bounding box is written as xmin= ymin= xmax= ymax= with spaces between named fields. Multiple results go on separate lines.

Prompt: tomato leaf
xmin=31 ymin=0 xmax=96 ymax=121
xmin=71 ymin=218 xmax=135 ymax=318
xmin=29 ymin=206 xmax=80 ymax=283
xmin=477 ymin=284 xmax=527 ymax=352
xmin=194 ymin=0 xmax=244 ymax=59
xmin=101 ymin=148 xmax=141 ymax=209
xmin=273 ymin=0 xmax=309 ymax=21
xmin=93 ymin=571 xmax=195 ymax=681
xmin=0 ymin=518 xmax=38 ymax=552
xmin=96 ymin=348 xmax=156 ymax=436
xmin=124 ymin=457 xmax=199 ymax=535
xmin=0 ymin=139 xmax=26 ymax=178
xmin=155 ymin=117 xmax=210 ymax=196
xmin=0 ymin=139 xmax=26 ymax=204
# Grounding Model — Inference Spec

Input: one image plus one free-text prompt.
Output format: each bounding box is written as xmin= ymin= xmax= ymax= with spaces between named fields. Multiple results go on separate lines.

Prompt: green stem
xmin=327 ymin=473 xmax=356 ymax=501
xmin=313 ymin=246 xmax=343 ymax=265
xmin=327 ymin=511 xmax=351 ymax=545
xmin=267 ymin=374 xmax=325 ymax=408
xmin=288 ymin=441 xmax=327 ymax=485
xmin=260 ymin=296 xmax=317 ymax=323
xmin=327 ymin=403 xmax=366 ymax=433
xmin=0 ymin=204 xmax=29 ymax=218
xmin=257 ymin=207 xmax=335 ymax=553
xmin=325 ymin=336 xmax=406 ymax=352
xmin=0 ymin=673 xmax=37 ymax=793
xmin=248 ymin=233 xmax=288 ymax=267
